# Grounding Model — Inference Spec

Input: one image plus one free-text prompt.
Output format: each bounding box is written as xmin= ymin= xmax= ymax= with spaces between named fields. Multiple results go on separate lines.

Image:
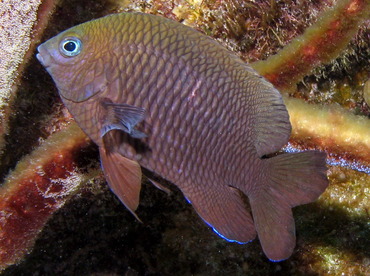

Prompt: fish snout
xmin=36 ymin=44 xmax=51 ymax=68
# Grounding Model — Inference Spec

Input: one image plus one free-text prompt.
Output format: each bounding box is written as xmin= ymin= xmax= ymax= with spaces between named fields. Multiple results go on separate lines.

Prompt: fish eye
xmin=59 ymin=37 xmax=82 ymax=57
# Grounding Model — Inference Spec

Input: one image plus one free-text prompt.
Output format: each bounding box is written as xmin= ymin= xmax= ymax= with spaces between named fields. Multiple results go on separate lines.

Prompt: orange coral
xmin=0 ymin=123 xmax=93 ymax=270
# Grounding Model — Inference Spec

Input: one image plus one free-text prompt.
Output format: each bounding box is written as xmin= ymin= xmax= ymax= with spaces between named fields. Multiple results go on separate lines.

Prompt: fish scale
xmin=37 ymin=12 xmax=328 ymax=261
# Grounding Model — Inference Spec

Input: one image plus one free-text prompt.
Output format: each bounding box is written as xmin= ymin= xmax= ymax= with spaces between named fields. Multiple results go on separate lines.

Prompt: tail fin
xmin=249 ymin=151 xmax=328 ymax=261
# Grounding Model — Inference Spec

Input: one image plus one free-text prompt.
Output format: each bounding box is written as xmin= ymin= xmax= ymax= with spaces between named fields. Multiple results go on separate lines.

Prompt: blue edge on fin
xmin=184 ymin=196 xmax=287 ymax=262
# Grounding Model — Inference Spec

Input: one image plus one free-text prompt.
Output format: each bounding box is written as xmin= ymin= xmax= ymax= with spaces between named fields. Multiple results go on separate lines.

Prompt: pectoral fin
xmin=99 ymin=146 xmax=143 ymax=221
xmin=100 ymin=100 xmax=147 ymax=139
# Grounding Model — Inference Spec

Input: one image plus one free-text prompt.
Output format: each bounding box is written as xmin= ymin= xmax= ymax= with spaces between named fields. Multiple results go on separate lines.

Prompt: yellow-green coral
xmin=312 ymin=245 xmax=369 ymax=275
xmin=326 ymin=168 xmax=369 ymax=217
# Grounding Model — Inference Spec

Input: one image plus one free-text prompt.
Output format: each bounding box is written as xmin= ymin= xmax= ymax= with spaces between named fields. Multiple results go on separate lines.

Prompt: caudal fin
xmin=249 ymin=151 xmax=328 ymax=261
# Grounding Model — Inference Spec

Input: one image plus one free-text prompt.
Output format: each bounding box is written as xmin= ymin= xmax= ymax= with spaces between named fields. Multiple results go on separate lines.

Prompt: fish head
xmin=37 ymin=19 xmax=109 ymax=102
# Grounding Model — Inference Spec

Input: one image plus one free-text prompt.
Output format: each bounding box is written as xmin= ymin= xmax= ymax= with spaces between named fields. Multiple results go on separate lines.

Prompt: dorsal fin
xmin=252 ymin=77 xmax=291 ymax=157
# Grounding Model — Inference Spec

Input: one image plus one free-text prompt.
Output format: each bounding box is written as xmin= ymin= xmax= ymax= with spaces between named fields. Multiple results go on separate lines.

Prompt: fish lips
xmin=36 ymin=44 xmax=51 ymax=69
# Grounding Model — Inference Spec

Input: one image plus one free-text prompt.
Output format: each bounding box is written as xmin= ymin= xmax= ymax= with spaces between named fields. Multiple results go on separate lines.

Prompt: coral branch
xmin=284 ymin=97 xmax=370 ymax=170
xmin=0 ymin=123 xmax=95 ymax=270
xmin=251 ymin=0 xmax=370 ymax=92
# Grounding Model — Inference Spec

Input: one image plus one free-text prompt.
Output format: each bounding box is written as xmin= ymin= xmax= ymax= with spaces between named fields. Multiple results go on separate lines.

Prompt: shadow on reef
xmin=295 ymin=202 xmax=370 ymax=258
xmin=3 ymin=177 xmax=369 ymax=275
xmin=0 ymin=58 xmax=60 ymax=181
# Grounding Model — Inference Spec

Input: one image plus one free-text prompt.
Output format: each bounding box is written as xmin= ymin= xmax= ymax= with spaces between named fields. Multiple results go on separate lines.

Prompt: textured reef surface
xmin=0 ymin=0 xmax=369 ymax=275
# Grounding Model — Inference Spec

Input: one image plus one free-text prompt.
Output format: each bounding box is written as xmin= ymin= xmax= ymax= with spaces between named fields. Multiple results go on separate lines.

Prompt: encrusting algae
xmin=0 ymin=0 xmax=369 ymax=274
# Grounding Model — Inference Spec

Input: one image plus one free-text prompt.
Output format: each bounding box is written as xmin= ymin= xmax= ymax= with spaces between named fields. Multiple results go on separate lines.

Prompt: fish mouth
xmin=36 ymin=44 xmax=51 ymax=68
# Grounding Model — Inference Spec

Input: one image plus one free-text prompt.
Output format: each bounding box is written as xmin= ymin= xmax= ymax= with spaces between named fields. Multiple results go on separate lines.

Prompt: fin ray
xmin=100 ymin=100 xmax=146 ymax=138
xmin=266 ymin=151 xmax=328 ymax=206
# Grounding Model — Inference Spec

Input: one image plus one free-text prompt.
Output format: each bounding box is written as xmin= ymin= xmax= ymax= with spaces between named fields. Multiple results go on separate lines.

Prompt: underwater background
xmin=0 ymin=0 xmax=369 ymax=275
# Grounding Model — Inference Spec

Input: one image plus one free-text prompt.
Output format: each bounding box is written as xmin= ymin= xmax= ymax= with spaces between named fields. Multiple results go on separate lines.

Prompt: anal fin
xmin=99 ymin=146 xmax=142 ymax=221
xmin=182 ymin=185 xmax=256 ymax=243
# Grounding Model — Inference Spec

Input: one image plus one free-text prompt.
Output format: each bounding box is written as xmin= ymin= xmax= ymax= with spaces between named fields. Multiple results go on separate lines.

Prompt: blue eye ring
xmin=60 ymin=37 xmax=82 ymax=57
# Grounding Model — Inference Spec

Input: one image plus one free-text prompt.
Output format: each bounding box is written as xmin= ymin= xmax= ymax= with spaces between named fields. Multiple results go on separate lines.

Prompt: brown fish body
xmin=37 ymin=13 xmax=328 ymax=261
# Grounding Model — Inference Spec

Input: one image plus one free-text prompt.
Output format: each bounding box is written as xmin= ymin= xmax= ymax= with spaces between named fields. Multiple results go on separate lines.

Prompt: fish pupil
xmin=64 ymin=41 xmax=76 ymax=52
xmin=60 ymin=37 xmax=81 ymax=57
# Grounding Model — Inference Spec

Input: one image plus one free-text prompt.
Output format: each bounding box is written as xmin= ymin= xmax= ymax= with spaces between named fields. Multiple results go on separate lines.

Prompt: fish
xmin=36 ymin=12 xmax=328 ymax=261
